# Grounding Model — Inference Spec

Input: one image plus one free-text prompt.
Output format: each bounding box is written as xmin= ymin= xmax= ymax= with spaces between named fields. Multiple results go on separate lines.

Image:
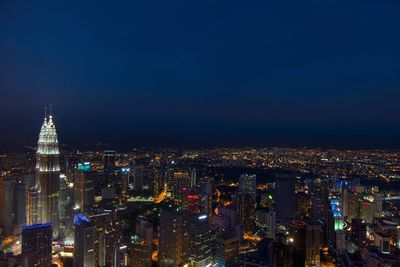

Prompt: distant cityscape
xmin=0 ymin=113 xmax=400 ymax=267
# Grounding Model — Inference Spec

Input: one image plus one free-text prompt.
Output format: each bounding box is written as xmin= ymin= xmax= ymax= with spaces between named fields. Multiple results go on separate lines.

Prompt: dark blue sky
xmin=1 ymin=0 xmax=400 ymax=148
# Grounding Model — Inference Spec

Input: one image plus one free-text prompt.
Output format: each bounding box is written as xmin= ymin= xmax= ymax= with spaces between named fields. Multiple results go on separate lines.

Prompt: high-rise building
xmin=133 ymin=165 xmax=144 ymax=192
xmin=374 ymin=193 xmax=383 ymax=218
xmin=89 ymin=211 xmax=121 ymax=267
xmin=120 ymin=167 xmax=131 ymax=197
xmin=256 ymin=210 xmax=276 ymax=240
xmin=130 ymin=238 xmax=152 ymax=267
xmin=239 ymin=194 xmax=256 ymax=231
xmin=347 ymin=191 xmax=360 ymax=220
xmin=26 ymin=186 xmax=40 ymax=225
xmin=215 ymin=230 xmax=240 ymax=267
xmin=360 ymin=199 xmax=374 ymax=224
xmin=190 ymin=214 xmax=213 ymax=267
xmin=158 ymin=210 xmax=191 ymax=267
xmin=275 ymin=173 xmax=296 ymax=220
xmin=74 ymin=214 xmax=95 ymax=267
xmin=60 ymin=173 xmax=74 ymax=241
xmin=36 ymin=114 xmax=61 ymax=237
xmin=14 ymin=178 xmax=26 ymax=232
xmin=200 ymin=177 xmax=213 ymax=220
xmin=213 ymin=206 xmax=237 ymax=231
xmin=288 ymin=220 xmax=306 ymax=267
xmin=305 ymin=222 xmax=321 ymax=267
xmin=351 ymin=218 xmax=367 ymax=248
xmin=104 ymin=150 xmax=116 ymax=188
xmin=22 ymin=223 xmax=52 ymax=267
xmin=74 ymin=162 xmax=94 ymax=212
xmin=311 ymin=178 xmax=329 ymax=222
xmin=173 ymin=172 xmax=190 ymax=203
xmin=239 ymin=174 xmax=257 ymax=203
xmin=190 ymin=168 xmax=197 ymax=188
xmin=0 ymin=179 xmax=14 ymax=236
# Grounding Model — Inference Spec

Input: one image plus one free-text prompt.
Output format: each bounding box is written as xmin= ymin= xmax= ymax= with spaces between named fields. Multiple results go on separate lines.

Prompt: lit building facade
xmin=74 ymin=214 xmax=95 ymax=267
xmin=35 ymin=114 xmax=61 ymax=237
xmin=22 ymin=223 xmax=52 ymax=267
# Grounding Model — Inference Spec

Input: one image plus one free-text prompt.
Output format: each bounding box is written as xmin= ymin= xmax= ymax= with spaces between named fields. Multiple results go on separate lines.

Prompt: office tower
xmin=326 ymin=197 xmax=344 ymax=250
xmin=311 ymin=178 xmax=329 ymax=221
xmin=374 ymin=193 xmax=383 ymax=218
xmin=135 ymin=217 xmax=153 ymax=242
xmin=0 ymin=179 xmax=14 ymax=236
xmin=120 ymin=167 xmax=131 ymax=197
xmin=130 ymin=238 xmax=152 ymax=267
xmin=288 ymin=220 xmax=306 ymax=267
xmin=256 ymin=210 xmax=276 ymax=240
xmin=158 ymin=211 xmax=191 ymax=267
xmin=13 ymin=179 xmax=26 ymax=232
xmin=26 ymin=186 xmax=40 ymax=225
xmin=190 ymin=214 xmax=213 ymax=267
xmin=200 ymin=177 xmax=213 ymax=220
xmin=74 ymin=162 xmax=94 ymax=212
xmin=347 ymin=191 xmax=360 ymax=220
xmin=104 ymin=150 xmax=116 ymax=187
xmin=22 ymin=223 xmax=52 ymax=267
xmin=112 ymin=244 xmax=128 ymax=267
xmin=133 ymin=165 xmax=144 ymax=192
xmin=305 ymin=222 xmax=321 ymax=267
xmin=351 ymin=218 xmax=367 ymax=248
xmin=89 ymin=211 xmax=121 ymax=267
xmin=60 ymin=173 xmax=74 ymax=241
xmin=296 ymin=191 xmax=310 ymax=218
xmin=74 ymin=214 xmax=95 ymax=267
xmin=239 ymin=174 xmax=257 ymax=203
xmin=166 ymin=167 xmax=175 ymax=194
xmin=213 ymin=206 xmax=237 ymax=231
xmin=183 ymin=193 xmax=201 ymax=213
xmin=173 ymin=172 xmax=190 ymax=202
xmin=153 ymin=168 xmax=165 ymax=197
xmin=89 ymin=211 xmax=112 ymax=267
xmin=215 ymin=230 xmax=240 ymax=267
xmin=360 ymin=199 xmax=374 ymax=224
xmin=239 ymin=194 xmax=256 ymax=231
xmin=275 ymin=173 xmax=296 ymax=220
xmin=190 ymin=168 xmax=197 ymax=187
xmin=36 ymin=114 xmax=61 ymax=237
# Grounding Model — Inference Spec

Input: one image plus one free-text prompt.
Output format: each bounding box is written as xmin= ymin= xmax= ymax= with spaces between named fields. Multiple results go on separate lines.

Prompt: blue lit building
xmin=22 ymin=223 xmax=52 ymax=267
xmin=74 ymin=214 xmax=95 ymax=267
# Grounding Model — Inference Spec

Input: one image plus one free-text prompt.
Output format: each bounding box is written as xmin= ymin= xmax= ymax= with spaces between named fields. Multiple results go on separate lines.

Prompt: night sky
xmin=1 ymin=0 xmax=400 ymax=148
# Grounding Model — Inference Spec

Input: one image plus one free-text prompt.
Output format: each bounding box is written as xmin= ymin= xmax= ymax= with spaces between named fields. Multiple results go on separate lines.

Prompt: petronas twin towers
xmin=31 ymin=112 xmax=61 ymax=237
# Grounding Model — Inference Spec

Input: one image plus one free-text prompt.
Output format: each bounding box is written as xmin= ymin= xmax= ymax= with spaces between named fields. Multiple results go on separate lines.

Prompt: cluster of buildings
xmin=0 ymin=114 xmax=400 ymax=266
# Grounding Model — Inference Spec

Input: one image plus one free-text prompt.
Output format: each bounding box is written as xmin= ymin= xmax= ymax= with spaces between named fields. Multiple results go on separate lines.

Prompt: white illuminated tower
xmin=36 ymin=111 xmax=60 ymax=238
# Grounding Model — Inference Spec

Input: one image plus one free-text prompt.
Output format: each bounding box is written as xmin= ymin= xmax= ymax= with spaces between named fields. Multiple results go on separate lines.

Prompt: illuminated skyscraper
xmin=305 ymin=222 xmax=321 ymax=267
xmin=22 ymin=223 xmax=52 ymax=267
xmin=74 ymin=162 xmax=94 ymax=212
xmin=104 ymin=150 xmax=116 ymax=187
xmin=239 ymin=174 xmax=257 ymax=203
xmin=189 ymin=214 xmax=213 ymax=267
xmin=36 ymin=113 xmax=61 ymax=237
xmin=159 ymin=211 xmax=191 ymax=266
xmin=74 ymin=214 xmax=95 ymax=267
